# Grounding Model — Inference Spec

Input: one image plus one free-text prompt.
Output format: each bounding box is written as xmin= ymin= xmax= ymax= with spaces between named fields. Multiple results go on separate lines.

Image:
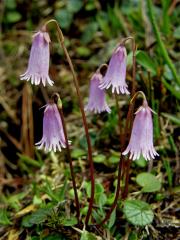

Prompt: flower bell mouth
xmin=35 ymin=103 xmax=67 ymax=152
xmin=122 ymin=99 xmax=159 ymax=161
xmin=20 ymin=31 xmax=54 ymax=86
xmin=99 ymin=45 xmax=130 ymax=95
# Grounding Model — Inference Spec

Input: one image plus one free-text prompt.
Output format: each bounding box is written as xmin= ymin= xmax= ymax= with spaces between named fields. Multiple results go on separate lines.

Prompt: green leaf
xmin=128 ymin=232 xmax=138 ymax=240
xmin=147 ymin=0 xmax=180 ymax=85
xmin=6 ymin=192 xmax=27 ymax=211
xmin=0 ymin=209 xmax=11 ymax=225
xmin=55 ymin=9 xmax=73 ymax=29
xmin=161 ymin=113 xmax=180 ymax=125
xmin=80 ymin=230 xmax=99 ymax=240
xmin=71 ymin=148 xmax=86 ymax=158
xmin=108 ymin=155 xmax=119 ymax=164
xmin=155 ymin=193 xmax=165 ymax=201
xmin=107 ymin=6 xmax=121 ymax=35
xmin=6 ymin=12 xmax=21 ymax=23
xmin=134 ymin=156 xmax=147 ymax=168
xmin=163 ymin=159 xmax=173 ymax=187
xmin=162 ymin=78 xmax=180 ymax=100
xmin=81 ymin=22 xmax=98 ymax=44
xmin=80 ymin=206 xmax=88 ymax=216
xmin=106 ymin=193 xmax=115 ymax=205
xmin=56 ymin=178 xmax=68 ymax=201
xmin=42 ymin=179 xmax=67 ymax=203
xmin=69 ymin=188 xmax=82 ymax=199
xmin=136 ymin=172 xmax=161 ymax=192
xmin=5 ymin=0 xmax=16 ymax=9
xmin=84 ymin=181 xmax=91 ymax=198
xmin=123 ymin=199 xmax=154 ymax=226
xmin=85 ymin=181 xmax=104 ymax=199
xmin=174 ymin=26 xmax=180 ymax=39
xmin=67 ymin=0 xmax=83 ymax=13
xmin=136 ymin=50 xmax=157 ymax=74
xmin=96 ymin=193 xmax=107 ymax=208
xmin=96 ymin=11 xmax=111 ymax=38
xmin=22 ymin=208 xmax=52 ymax=227
xmin=164 ymin=64 xmax=174 ymax=81
xmin=76 ymin=46 xmax=91 ymax=57
xmin=108 ymin=209 xmax=116 ymax=229
xmin=18 ymin=153 xmax=42 ymax=168
xmin=43 ymin=233 xmax=67 ymax=240
xmin=161 ymin=0 xmax=171 ymax=35
xmin=61 ymin=216 xmax=78 ymax=226
xmin=33 ymin=195 xmax=42 ymax=205
xmin=94 ymin=154 xmax=106 ymax=163
xmin=85 ymin=2 xmax=97 ymax=11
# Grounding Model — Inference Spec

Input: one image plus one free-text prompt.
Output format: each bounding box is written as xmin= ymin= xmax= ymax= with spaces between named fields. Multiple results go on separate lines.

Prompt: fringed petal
xmin=122 ymin=100 xmax=159 ymax=161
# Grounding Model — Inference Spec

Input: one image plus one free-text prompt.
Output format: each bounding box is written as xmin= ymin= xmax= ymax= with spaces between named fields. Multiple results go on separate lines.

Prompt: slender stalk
xmin=44 ymin=20 xmax=95 ymax=225
xmin=99 ymin=155 xmax=124 ymax=226
xmin=98 ymin=103 xmax=133 ymax=226
xmin=147 ymin=0 xmax=180 ymax=85
xmin=52 ymin=93 xmax=80 ymax=223
xmin=120 ymin=104 xmax=133 ymax=184
xmin=115 ymin=94 xmax=123 ymax=146
xmin=98 ymin=37 xmax=137 ymax=225
xmin=122 ymin=91 xmax=150 ymax=199
xmin=120 ymin=36 xmax=136 ymax=96
xmin=121 ymin=157 xmax=132 ymax=199
xmin=121 ymin=39 xmax=137 ymax=198
xmin=131 ymin=40 xmax=136 ymax=97
xmin=130 ymin=91 xmax=146 ymax=104
xmin=148 ymin=71 xmax=153 ymax=107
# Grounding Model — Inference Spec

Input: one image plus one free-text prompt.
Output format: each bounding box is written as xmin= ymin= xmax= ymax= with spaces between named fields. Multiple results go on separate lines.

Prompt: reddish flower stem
xmin=98 ymin=103 xmax=133 ymax=226
xmin=121 ymin=37 xmax=136 ymax=199
xmin=115 ymin=94 xmax=123 ymax=146
xmin=52 ymin=93 xmax=80 ymax=222
xmin=98 ymin=37 xmax=137 ymax=226
xmin=61 ymin=108 xmax=80 ymax=222
xmin=44 ymin=20 xmax=95 ymax=225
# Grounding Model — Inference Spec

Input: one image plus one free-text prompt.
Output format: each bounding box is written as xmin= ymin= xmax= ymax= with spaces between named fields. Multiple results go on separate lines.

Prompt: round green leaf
xmin=61 ymin=216 xmax=77 ymax=226
xmin=123 ymin=200 xmax=154 ymax=226
xmin=6 ymin=12 xmax=21 ymax=23
xmin=134 ymin=156 xmax=147 ymax=168
xmin=108 ymin=155 xmax=119 ymax=164
xmin=136 ymin=172 xmax=161 ymax=192
xmin=71 ymin=148 xmax=86 ymax=158
xmin=76 ymin=46 xmax=91 ymax=57
xmin=94 ymin=154 xmax=106 ymax=163
xmin=22 ymin=208 xmax=51 ymax=227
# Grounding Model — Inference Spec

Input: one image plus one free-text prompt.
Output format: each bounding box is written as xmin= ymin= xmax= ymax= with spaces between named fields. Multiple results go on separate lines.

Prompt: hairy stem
xmin=44 ymin=20 xmax=95 ymax=225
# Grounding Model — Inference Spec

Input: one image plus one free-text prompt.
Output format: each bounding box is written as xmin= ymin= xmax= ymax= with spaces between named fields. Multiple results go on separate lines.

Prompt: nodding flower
xmin=122 ymin=99 xmax=159 ymax=161
xmin=99 ymin=45 xmax=129 ymax=95
xmin=20 ymin=31 xmax=54 ymax=86
xmin=85 ymin=71 xmax=111 ymax=114
xmin=36 ymin=103 xmax=66 ymax=152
